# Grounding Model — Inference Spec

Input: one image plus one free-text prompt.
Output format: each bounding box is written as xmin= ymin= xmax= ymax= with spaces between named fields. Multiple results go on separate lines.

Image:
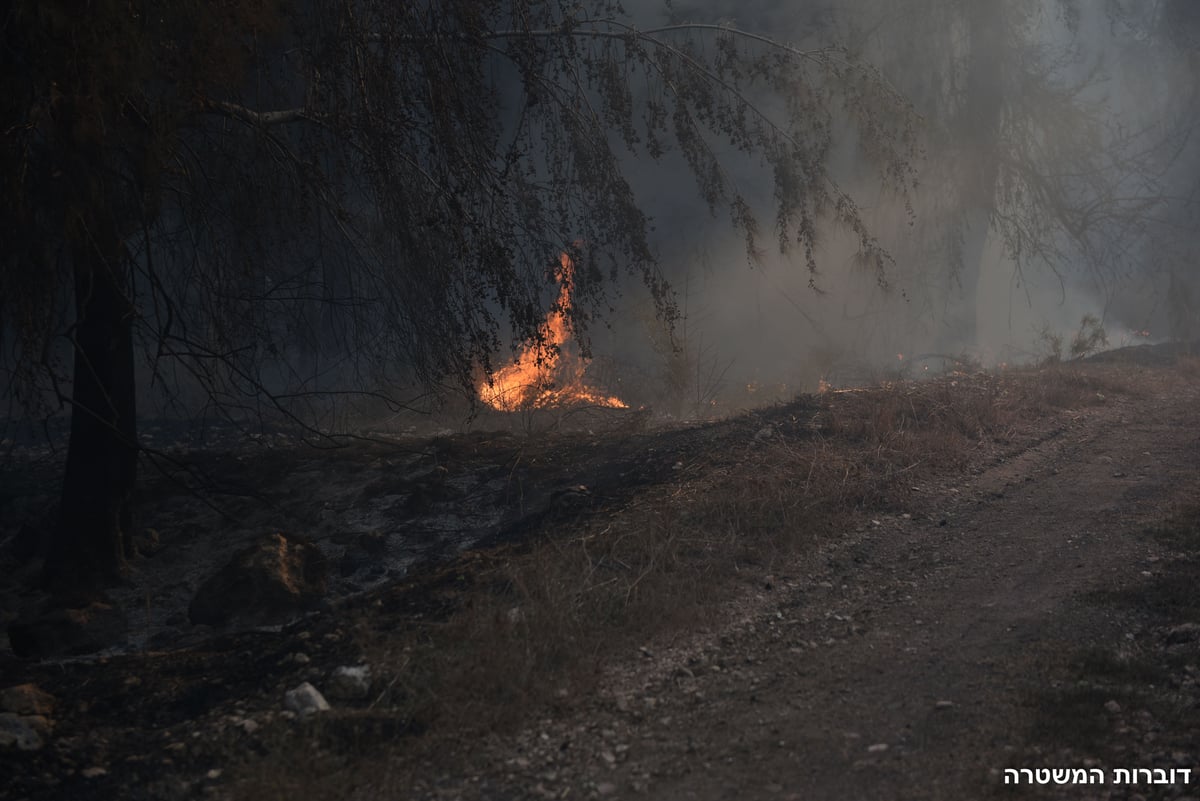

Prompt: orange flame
xmin=479 ymin=253 xmax=627 ymax=412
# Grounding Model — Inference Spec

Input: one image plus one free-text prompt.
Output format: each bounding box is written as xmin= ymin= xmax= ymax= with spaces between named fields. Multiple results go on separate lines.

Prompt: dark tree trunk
xmin=44 ymin=234 xmax=138 ymax=596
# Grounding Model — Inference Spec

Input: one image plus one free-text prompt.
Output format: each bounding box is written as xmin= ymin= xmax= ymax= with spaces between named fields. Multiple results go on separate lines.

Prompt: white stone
xmin=327 ymin=665 xmax=372 ymax=700
xmin=284 ymin=682 xmax=330 ymax=715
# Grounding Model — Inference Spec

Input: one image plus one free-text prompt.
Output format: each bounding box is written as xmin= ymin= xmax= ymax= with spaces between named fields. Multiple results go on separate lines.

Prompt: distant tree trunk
xmin=937 ymin=0 xmax=1004 ymax=351
xmin=943 ymin=205 xmax=991 ymax=349
xmin=44 ymin=232 xmax=138 ymax=595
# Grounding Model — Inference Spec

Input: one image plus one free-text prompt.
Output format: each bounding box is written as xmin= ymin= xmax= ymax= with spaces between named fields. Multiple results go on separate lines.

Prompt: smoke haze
xmin=568 ymin=0 xmax=1200 ymax=415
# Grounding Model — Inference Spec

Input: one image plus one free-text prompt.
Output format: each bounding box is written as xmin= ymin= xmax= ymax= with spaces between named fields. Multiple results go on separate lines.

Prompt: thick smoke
xmin=579 ymin=0 xmax=1200 ymax=414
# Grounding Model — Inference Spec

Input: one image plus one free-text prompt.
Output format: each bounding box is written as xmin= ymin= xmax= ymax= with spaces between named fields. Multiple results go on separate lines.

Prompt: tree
xmin=817 ymin=0 xmax=1158 ymax=351
xmin=1 ymin=0 xmax=279 ymax=590
xmin=1 ymin=0 xmax=918 ymax=591
xmin=1114 ymin=0 xmax=1200 ymax=342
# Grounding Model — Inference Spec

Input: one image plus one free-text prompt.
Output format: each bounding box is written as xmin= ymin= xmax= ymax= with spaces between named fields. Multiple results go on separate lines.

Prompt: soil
xmin=1 ymin=350 xmax=1199 ymax=801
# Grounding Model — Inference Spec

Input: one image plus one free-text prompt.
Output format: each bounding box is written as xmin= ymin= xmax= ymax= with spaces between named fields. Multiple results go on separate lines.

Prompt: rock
xmin=284 ymin=682 xmax=330 ymax=715
xmin=0 ymin=684 xmax=55 ymax=716
xmin=8 ymin=602 xmax=128 ymax=658
xmin=327 ymin=665 xmax=371 ymax=701
xmin=188 ymin=533 xmax=328 ymax=627
xmin=0 ymin=713 xmax=50 ymax=751
xmin=1104 ymin=700 xmax=1122 ymax=714
xmin=596 ymin=782 xmax=618 ymax=796
xmin=80 ymin=766 xmax=108 ymax=779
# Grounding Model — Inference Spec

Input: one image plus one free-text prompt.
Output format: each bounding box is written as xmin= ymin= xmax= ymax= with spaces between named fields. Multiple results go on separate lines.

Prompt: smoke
xmin=573 ymin=0 xmax=1200 ymax=414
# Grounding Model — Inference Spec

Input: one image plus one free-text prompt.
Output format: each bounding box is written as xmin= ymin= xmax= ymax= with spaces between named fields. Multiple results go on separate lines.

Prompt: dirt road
xmin=395 ymin=371 xmax=1200 ymax=800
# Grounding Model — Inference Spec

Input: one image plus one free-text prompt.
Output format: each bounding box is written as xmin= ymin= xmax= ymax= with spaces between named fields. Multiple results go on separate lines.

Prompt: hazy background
xmin=568 ymin=0 xmax=1200 ymax=415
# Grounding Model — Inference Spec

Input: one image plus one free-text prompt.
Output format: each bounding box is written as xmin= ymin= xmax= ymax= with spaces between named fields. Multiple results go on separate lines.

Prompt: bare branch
xmin=201 ymin=99 xmax=320 ymax=127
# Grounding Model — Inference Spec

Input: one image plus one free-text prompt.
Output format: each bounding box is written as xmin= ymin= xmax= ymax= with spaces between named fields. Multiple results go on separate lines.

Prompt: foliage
xmin=1069 ymin=314 xmax=1107 ymax=359
xmin=1037 ymin=326 xmax=1066 ymax=364
xmin=830 ymin=0 xmax=1166 ymax=346
xmin=1 ymin=0 xmax=920 ymax=425
xmin=1037 ymin=313 xmax=1107 ymax=363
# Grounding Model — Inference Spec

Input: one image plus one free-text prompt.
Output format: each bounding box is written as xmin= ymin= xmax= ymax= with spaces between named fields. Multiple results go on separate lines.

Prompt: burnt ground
xmin=0 ymin=399 xmax=818 ymax=655
xmin=1 ymin=347 xmax=1200 ymax=800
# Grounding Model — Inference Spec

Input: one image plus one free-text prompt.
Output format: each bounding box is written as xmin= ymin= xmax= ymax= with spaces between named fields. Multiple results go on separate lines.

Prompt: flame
xmin=479 ymin=253 xmax=627 ymax=411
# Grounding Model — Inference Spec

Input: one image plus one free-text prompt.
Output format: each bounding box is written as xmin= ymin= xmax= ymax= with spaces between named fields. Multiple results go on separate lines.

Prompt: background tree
xmin=847 ymin=0 xmax=1156 ymax=351
xmin=0 ymin=0 xmax=918 ymax=591
xmin=637 ymin=0 xmax=1159 ymax=376
xmin=1111 ymin=0 xmax=1200 ymax=342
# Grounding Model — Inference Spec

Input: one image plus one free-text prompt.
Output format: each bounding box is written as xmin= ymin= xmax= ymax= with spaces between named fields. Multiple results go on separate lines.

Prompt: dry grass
xmin=1177 ymin=354 xmax=1200 ymax=379
xmin=226 ymin=362 xmax=1142 ymax=799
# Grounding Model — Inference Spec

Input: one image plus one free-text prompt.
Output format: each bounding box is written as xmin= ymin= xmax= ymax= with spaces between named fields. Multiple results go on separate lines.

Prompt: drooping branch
xmin=201 ymin=99 xmax=321 ymax=127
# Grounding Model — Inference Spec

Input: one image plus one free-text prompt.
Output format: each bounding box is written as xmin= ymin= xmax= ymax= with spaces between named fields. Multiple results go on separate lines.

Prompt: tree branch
xmin=201 ymin=99 xmax=319 ymax=127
